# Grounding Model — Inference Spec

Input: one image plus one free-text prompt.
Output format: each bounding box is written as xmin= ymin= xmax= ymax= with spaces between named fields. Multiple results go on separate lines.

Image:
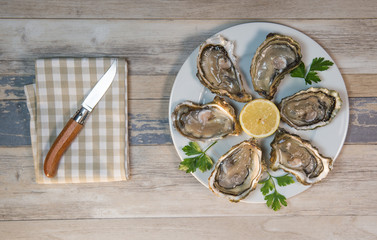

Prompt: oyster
xmin=270 ymin=128 xmax=333 ymax=185
xmin=208 ymin=139 xmax=263 ymax=202
xmin=172 ymin=96 xmax=241 ymax=141
xmin=197 ymin=35 xmax=252 ymax=102
xmin=250 ymin=33 xmax=302 ymax=99
xmin=279 ymin=87 xmax=342 ymax=130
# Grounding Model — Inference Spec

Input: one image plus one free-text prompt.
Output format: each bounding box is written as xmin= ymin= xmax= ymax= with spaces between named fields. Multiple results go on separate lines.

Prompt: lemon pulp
xmin=239 ymin=99 xmax=280 ymax=138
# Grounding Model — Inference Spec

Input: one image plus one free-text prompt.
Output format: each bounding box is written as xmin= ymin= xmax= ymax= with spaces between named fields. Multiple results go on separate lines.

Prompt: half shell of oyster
xmin=279 ymin=87 xmax=342 ymax=130
xmin=250 ymin=33 xmax=302 ymax=99
xmin=197 ymin=35 xmax=252 ymax=102
xmin=270 ymin=128 xmax=333 ymax=185
xmin=172 ymin=96 xmax=241 ymax=141
xmin=208 ymin=139 xmax=263 ymax=202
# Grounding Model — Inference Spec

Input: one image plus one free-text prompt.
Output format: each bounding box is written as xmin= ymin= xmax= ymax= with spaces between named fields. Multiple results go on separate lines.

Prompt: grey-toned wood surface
xmin=1 ymin=0 xmax=377 ymax=239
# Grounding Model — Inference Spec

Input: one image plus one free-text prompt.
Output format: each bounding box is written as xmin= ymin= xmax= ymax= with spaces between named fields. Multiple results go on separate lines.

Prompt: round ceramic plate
xmin=168 ymin=22 xmax=349 ymax=203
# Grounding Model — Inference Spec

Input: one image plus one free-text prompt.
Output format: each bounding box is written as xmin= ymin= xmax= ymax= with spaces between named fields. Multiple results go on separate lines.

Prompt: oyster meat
xmin=270 ymin=128 xmax=333 ymax=185
xmin=279 ymin=87 xmax=342 ymax=130
xmin=172 ymin=96 xmax=241 ymax=141
xmin=197 ymin=35 xmax=252 ymax=102
xmin=208 ymin=139 xmax=263 ymax=202
xmin=250 ymin=33 xmax=302 ymax=99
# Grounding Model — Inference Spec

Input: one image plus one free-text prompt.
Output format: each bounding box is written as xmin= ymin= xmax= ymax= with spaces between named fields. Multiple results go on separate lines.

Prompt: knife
xmin=44 ymin=59 xmax=118 ymax=178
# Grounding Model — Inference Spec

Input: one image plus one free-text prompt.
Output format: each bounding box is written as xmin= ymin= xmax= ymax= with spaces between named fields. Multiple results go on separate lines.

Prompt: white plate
xmin=168 ymin=22 xmax=349 ymax=203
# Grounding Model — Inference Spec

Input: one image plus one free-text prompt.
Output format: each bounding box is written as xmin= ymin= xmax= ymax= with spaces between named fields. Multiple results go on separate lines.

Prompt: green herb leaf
xmin=179 ymin=141 xmax=217 ymax=173
xmin=274 ymin=174 xmax=295 ymax=187
xmin=290 ymin=61 xmax=306 ymax=78
xmin=265 ymin=192 xmax=274 ymax=208
xmin=259 ymin=172 xmax=295 ymax=211
xmin=197 ymin=154 xmax=213 ymax=172
xmin=178 ymin=157 xmax=198 ymax=173
xmin=290 ymin=57 xmax=334 ymax=85
xmin=305 ymin=71 xmax=321 ymax=85
xmin=182 ymin=142 xmax=202 ymax=156
xmin=309 ymin=57 xmax=334 ymax=72
xmin=259 ymin=177 xmax=275 ymax=195
xmin=265 ymin=191 xmax=287 ymax=211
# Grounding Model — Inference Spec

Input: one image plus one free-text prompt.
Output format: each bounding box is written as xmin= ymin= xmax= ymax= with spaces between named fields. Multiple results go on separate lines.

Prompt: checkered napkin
xmin=24 ymin=58 xmax=129 ymax=183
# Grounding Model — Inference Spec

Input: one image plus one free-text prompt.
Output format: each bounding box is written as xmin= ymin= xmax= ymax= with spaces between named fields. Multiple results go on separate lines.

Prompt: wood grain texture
xmin=1 ymin=0 xmax=377 ymax=19
xmin=0 ymin=145 xmax=376 ymax=221
xmin=1 ymin=216 xmax=376 ymax=240
xmin=343 ymin=74 xmax=377 ymax=98
xmin=348 ymin=97 xmax=377 ymax=144
xmin=1 ymin=74 xmax=377 ymax=101
xmin=0 ymin=19 xmax=376 ymax=75
xmin=0 ymin=100 xmax=31 ymax=146
xmin=0 ymin=75 xmax=34 ymax=100
xmin=43 ymin=119 xmax=83 ymax=178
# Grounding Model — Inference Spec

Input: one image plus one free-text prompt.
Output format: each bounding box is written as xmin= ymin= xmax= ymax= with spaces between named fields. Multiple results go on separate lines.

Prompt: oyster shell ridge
xmin=269 ymin=128 xmax=333 ymax=185
xmin=250 ymin=33 xmax=302 ymax=100
xmin=172 ymin=96 xmax=242 ymax=141
xmin=278 ymin=87 xmax=342 ymax=130
xmin=208 ymin=139 xmax=263 ymax=202
xmin=196 ymin=35 xmax=252 ymax=102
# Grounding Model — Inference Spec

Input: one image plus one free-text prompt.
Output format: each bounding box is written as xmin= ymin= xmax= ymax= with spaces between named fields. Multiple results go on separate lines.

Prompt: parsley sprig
xmin=259 ymin=172 xmax=295 ymax=211
xmin=290 ymin=57 xmax=334 ymax=85
xmin=179 ymin=141 xmax=217 ymax=173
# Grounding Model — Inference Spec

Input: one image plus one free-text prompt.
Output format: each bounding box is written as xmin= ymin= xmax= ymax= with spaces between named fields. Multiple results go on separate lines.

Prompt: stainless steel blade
xmin=81 ymin=59 xmax=117 ymax=111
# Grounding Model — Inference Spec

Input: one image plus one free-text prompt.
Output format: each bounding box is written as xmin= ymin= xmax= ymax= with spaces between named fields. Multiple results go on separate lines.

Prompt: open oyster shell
xmin=279 ymin=87 xmax=342 ymax=130
xmin=172 ymin=96 xmax=241 ymax=141
xmin=208 ymin=139 xmax=263 ymax=202
xmin=197 ymin=35 xmax=252 ymax=102
xmin=270 ymin=128 xmax=333 ymax=185
xmin=250 ymin=33 xmax=302 ymax=99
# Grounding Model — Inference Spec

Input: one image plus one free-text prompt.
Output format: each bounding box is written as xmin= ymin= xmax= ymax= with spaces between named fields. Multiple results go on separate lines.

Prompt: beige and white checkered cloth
xmin=24 ymin=58 xmax=129 ymax=183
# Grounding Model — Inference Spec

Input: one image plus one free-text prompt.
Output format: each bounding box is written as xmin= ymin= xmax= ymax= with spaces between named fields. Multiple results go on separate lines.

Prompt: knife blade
xmin=43 ymin=59 xmax=118 ymax=178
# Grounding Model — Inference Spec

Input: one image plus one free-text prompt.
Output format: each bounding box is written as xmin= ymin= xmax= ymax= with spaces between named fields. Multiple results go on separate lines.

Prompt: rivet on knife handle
xmin=43 ymin=59 xmax=117 ymax=178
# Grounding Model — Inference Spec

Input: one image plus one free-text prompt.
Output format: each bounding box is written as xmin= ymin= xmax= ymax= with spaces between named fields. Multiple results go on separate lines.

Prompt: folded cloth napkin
xmin=24 ymin=58 xmax=129 ymax=183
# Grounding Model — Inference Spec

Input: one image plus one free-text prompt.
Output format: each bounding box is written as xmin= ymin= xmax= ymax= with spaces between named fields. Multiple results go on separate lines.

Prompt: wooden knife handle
xmin=44 ymin=118 xmax=83 ymax=178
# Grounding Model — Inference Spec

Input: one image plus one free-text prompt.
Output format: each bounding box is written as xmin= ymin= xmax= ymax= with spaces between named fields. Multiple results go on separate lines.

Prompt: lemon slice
xmin=240 ymin=99 xmax=280 ymax=138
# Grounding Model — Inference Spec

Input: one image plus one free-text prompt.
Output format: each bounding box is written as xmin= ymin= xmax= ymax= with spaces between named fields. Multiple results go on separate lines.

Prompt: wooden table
xmin=1 ymin=1 xmax=377 ymax=239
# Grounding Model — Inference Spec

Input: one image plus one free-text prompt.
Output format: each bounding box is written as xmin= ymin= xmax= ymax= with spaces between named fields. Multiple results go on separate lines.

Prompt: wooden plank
xmin=1 ymin=0 xmax=377 ymax=19
xmin=0 ymin=75 xmax=34 ymax=100
xmin=347 ymin=97 xmax=377 ymax=144
xmin=0 ymin=19 xmax=376 ymax=75
xmin=343 ymin=74 xmax=377 ymax=98
xmin=0 ymin=97 xmax=376 ymax=146
xmin=0 ymin=145 xmax=376 ymax=221
xmin=0 ymin=216 xmax=376 ymax=240
xmin=0 ymin=100 xmax=31 ymax=146
xmin=1 ymin=74 xmax=377 ymax=101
